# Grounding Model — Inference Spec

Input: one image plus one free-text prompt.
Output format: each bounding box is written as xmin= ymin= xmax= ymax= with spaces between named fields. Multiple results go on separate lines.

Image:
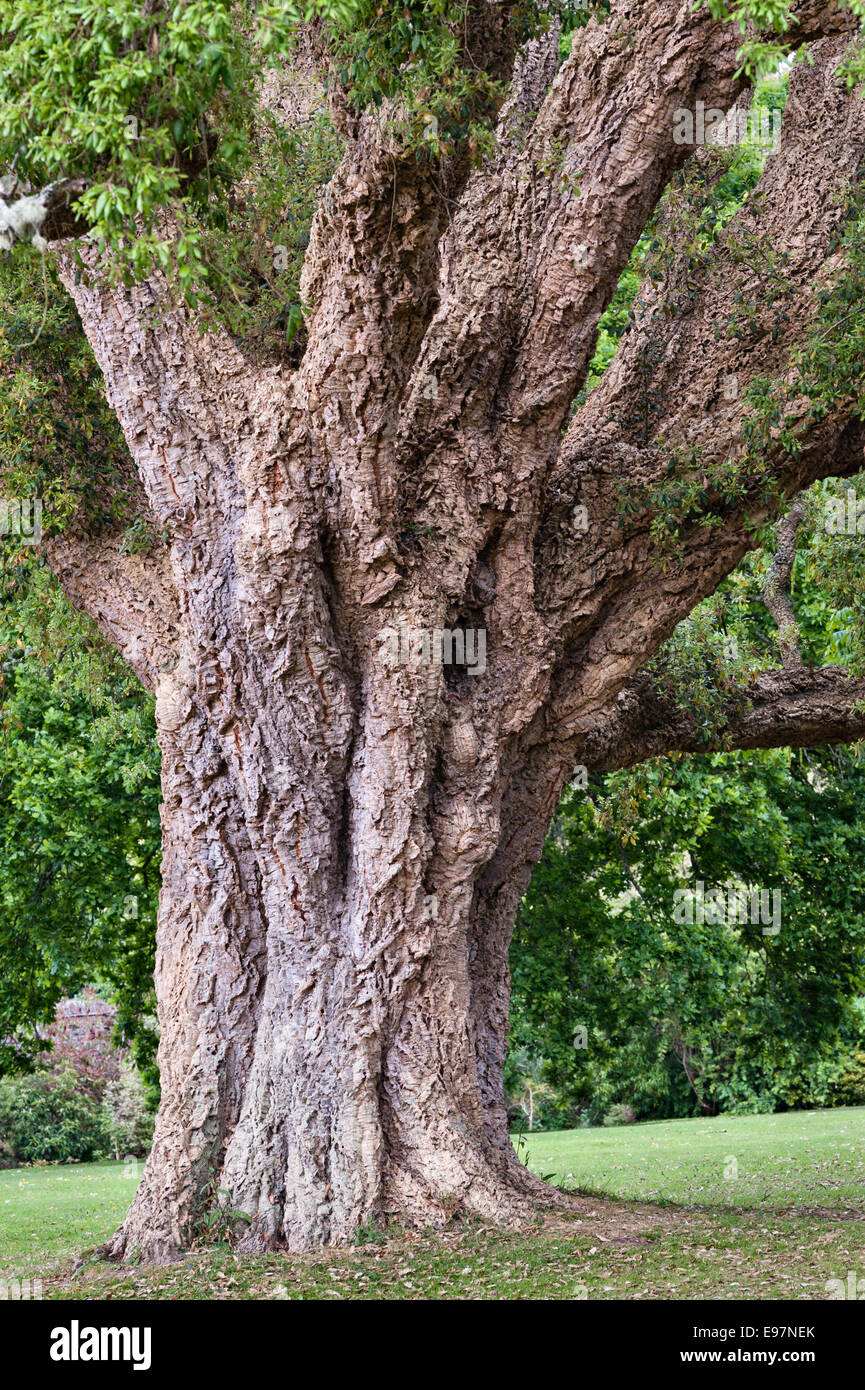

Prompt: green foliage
xmin=196 ymin=1191 xmax=251 ymax=1241
xmin=651 ymin=466 xmax=865 ymax=686
xmin=642 ymin=602 xmax=757 ymax=745
xmin=0 ymin=0 xmax=555 ymax=329
xmin=194 ymin=108 xmax=343 ymax=359
xmin=804 ymin=501 xmax=865 ymax=676
xmin=187 ymin=1159 xmax=251 ymax=1243
xmin=0 ymin=1064 xmax=109 ymax=1164
xmin=702 ymin=0 xmax=865 ymax=81
xmin=101 ymin=1062 xmax=155 ymax=1159
xmin=0 ymin=253 xmax=134 ymax=534
xmin=0 ymin=558 xmax=160 ymax=1086
xmin=827 ymin=1048 xmax=865 ymax=1106
xmin=328 ymin=1 xmax=508 ymax=155
xmin=509 ymin=745 xmax=865 ymax=1126
xmin=601 ymin=1102 xmax=637 ymax=1126
xmin=503 ymin=1045 xmax=559 ymax=1131
xmin=557 ymin=3 xmax=610 ymax=59
xmin=351 ymin=1218 xmax=387 ymax=1246
xmin=0 ymin=1 xmax=354 ymax=299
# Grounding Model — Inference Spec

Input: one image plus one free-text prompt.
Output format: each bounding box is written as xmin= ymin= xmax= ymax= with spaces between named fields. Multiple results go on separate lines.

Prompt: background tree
xmin=0 ymin=553 xmax=160 ymax=1085
xmin=510 ymin=742 xmax=865 ymax=1126
xmin=2 ymin=0 xmax=865 ymax=1261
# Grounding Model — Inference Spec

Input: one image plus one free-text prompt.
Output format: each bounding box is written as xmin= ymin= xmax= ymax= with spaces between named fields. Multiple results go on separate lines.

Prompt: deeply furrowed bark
xmin=27 ymin=4 xmax=865 ymax=1260
xmin=103 ymin=709 xmax=268 ymax=1262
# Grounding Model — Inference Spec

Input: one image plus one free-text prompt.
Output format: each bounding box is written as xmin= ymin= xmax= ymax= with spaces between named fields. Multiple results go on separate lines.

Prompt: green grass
xmin=518 ymin=1105 xmax=865 ymax=1210
xmin=1 ymin=1108 xmax=864 ymax=1300
xmin=0 ymin=1159 xmax=140 ymax=1278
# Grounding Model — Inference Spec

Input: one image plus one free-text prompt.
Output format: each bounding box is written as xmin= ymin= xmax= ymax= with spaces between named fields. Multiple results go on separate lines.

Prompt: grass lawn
xmin=0 ymin=1160 xmax=140 ymax=1278
xmin=518 ymin=1106 xmax=865 ymax=1210
xmin=1 ymin=1107 xmax=863 ymax=1300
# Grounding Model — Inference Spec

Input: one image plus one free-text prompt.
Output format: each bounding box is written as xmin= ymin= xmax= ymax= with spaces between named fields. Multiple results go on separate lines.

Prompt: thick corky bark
xmin=26 ymin=2 xmax=865 ymax=1258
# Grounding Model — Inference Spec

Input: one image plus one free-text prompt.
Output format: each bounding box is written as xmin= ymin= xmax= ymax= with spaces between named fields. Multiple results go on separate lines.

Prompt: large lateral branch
xmin=583 ymin=665 xmax=865 ymax=772
xmin=55 ymin=245 xmax=306 ymax=543
xmin=43 ymin=530 xmax=179 ymax=693
xmin=533 ymin=37 xmax=865 ymax=741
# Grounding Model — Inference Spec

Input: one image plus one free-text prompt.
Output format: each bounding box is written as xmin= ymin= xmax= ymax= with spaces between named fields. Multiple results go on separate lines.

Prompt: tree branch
xmin=534 ymin=34 xmax=865 ymax=743
xmin=398 ymin=0 xmax=855 ymax=463
xmin=42 ymin=529 xmax=180 ymax=693
xmin=761 ymin=498 xmax=805 ymax=668
xmin=55 ymin=242 xmax=290 ymax=533
xmin=582 ymin=664 xmax=865 ymax=772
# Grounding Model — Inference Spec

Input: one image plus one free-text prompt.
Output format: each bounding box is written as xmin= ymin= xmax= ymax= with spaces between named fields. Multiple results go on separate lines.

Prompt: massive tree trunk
xmin=22 ymin=2 xmax=865 ymax=1259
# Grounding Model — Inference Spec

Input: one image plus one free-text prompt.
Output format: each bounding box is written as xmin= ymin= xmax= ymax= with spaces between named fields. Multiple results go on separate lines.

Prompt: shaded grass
xmin=31 ymin=1208 xmax=865 ymax=1301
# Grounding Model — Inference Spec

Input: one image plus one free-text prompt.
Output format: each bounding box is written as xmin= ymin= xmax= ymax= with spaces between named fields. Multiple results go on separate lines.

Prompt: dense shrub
xmin=603 ymin=1103 xmax=638 ymax=1127
xmin=101 ymin=1063 xmax=154 ymax=1159
xmin=510 ymin=745 xmax=865 ymax=1128
xmin=0 ymin=1066 xmax=109 ymax=1164
xmin=827 ymin=1051 xmax=865 ymax=1108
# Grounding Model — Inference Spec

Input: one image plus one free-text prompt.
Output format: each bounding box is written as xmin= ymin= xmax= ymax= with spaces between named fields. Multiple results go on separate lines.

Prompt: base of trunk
xmin=99 ymin=1133 xmax=582 ymax=1265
